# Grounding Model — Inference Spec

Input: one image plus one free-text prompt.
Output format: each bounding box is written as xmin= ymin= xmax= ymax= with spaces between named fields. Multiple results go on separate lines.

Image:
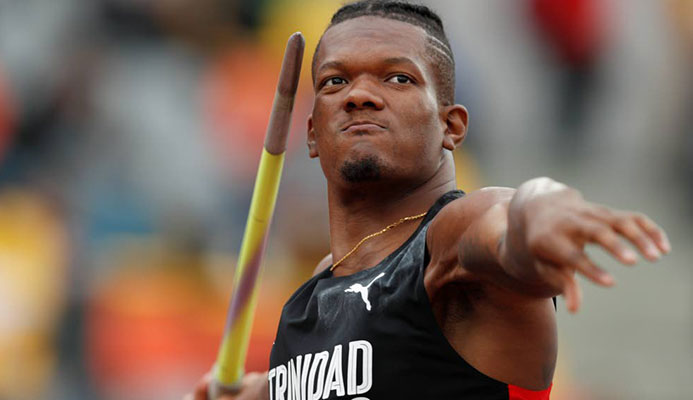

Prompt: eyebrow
xmin=317 ymin=61 xmax=346 ymax=75
xmin=382 ymin=57 xmax=418 ymax=67
xmin=317 ymin=57 xmax=421 ymax=75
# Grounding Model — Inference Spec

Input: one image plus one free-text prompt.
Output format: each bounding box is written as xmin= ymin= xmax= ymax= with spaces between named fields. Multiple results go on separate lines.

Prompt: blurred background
xmin=0 ymin=0 xmax=690 ymax=398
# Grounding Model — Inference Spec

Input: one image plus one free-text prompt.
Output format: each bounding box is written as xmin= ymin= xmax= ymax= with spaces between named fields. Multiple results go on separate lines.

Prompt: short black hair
xmin=312 ymin=0 xmax=455 ymax=105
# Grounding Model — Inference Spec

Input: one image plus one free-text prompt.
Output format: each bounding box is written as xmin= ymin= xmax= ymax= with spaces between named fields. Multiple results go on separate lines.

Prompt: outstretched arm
xmin=428 ymin=177 xmax=670 ymax=312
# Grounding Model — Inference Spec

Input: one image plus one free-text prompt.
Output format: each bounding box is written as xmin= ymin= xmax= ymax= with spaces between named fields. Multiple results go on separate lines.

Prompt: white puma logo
xmin=344 ymin=272 xmax=385 ymax=311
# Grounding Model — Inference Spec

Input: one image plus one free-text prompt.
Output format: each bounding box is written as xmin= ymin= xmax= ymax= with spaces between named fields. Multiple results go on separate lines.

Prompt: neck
xmin=327 ymin=158 xmax=456 ymax=275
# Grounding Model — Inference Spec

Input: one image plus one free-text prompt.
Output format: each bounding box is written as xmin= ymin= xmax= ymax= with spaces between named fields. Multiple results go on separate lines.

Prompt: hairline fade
xmin=311 ymin=0 xmax=456 ymax=106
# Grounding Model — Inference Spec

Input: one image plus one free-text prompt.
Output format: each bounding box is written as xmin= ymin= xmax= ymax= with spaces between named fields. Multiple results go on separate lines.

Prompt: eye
xmin=387 ymin=74 xmax=413 ymax=84
xmin=323 ymin=77 xmax=348 ymax=87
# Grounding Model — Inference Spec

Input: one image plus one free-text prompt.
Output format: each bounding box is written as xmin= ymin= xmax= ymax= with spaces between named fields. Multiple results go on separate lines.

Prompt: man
xmin=190 ymin=1 xmax=670 ymax=399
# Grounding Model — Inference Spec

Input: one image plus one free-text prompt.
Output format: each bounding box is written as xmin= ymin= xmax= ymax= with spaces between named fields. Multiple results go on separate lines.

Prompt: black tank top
xmin=268 ymin=190 xmax=551 ymax=400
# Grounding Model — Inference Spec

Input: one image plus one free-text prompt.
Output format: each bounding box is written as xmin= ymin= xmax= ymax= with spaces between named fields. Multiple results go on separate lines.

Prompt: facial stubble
xmin=340 ymin=155 xmax=383 ymax=183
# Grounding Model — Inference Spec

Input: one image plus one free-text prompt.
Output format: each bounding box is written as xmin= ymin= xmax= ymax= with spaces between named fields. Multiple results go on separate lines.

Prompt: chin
xmin=339 ymin=155 xmax=384 ymax=183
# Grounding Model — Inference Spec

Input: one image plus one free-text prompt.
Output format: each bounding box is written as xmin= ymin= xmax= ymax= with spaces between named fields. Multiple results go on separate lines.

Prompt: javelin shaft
xmin=211 ymin=32 xmax=304 ymax=397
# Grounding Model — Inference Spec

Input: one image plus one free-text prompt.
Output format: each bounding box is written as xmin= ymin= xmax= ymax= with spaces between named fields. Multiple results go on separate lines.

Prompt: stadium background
xmin=0 ymin=0 xmax=691 ymax=398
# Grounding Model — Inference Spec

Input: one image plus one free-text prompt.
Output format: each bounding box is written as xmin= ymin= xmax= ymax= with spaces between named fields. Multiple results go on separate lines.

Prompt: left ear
xmin=440 ymin=104 xmax=468 ymax=151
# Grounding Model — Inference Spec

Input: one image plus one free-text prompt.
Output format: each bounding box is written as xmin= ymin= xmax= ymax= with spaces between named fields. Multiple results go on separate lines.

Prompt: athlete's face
xmin=308 ymin=16 xmax=467 ymax=188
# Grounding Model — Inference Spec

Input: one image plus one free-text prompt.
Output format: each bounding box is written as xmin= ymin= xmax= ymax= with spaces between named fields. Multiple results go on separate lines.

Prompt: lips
xmin=341 ymin=121 xmax=387 ymax=134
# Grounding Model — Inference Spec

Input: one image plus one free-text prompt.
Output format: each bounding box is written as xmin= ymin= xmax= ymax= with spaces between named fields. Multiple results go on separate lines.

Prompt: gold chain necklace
xmin=330 ymin=211 xmax=428 ymax=271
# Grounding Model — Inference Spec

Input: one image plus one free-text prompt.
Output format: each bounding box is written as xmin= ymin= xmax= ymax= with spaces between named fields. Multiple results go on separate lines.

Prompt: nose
xmin=343 ymin=79 xmax=384 ymax=111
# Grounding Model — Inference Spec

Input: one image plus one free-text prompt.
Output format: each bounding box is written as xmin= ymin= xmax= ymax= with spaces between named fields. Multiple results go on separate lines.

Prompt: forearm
xmin=454 ymin=176 xmax=669 ymax=312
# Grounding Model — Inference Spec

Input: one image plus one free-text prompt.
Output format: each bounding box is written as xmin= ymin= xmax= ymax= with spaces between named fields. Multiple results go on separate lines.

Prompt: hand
xmin=501 ymin=177 xmax=671 ymax=313
xmin=185 ymin=371 xmax=269 ymax=400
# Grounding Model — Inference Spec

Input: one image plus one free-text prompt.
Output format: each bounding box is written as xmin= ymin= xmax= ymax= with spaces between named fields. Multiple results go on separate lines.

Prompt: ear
xmin=440 ymin=104 xmax=468 ymax=151
xmin=307 ymin=114 xmax=319 ymax=158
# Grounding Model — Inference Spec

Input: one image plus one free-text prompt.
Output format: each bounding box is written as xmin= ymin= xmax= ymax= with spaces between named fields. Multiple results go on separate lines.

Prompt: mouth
xmin=341 ymin=121 xmax=387 ymax=135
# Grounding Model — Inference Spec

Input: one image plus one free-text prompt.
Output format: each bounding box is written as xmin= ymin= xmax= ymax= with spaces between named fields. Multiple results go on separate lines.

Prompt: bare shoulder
xmin=424 ymin=187 xmax=515 ymax=296
xmin=437 ymin=186 xmax=514 ymax=221
xmin=427 ymin=187 xmax=515 ymax=251
xmin=313 ymin=253 xmax=333 ymax=276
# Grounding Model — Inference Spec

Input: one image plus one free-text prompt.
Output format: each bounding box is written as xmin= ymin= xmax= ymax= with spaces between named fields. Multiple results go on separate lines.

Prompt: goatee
xmin=340 ymin=155 xmax=382 ymax=183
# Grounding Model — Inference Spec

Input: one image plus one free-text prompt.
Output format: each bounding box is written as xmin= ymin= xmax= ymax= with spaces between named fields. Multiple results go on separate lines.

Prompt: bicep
xmin=426 ymin=187 xmax=515 ymax=286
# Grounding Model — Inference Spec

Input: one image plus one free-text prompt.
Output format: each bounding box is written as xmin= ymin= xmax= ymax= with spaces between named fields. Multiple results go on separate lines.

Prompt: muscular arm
xmin=425 ymin=177 xmax=670 ymax=389
xmin=428 ymin=177 xmax=670 ymax=309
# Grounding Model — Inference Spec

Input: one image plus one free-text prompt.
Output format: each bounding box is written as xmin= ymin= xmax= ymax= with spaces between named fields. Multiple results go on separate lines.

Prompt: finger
xmin=559 ymin=268 xmax=582 ymax=313
xmin=191 ymin=372 xmax=212 ymax=400
xmin=633 ymin=212 xmax=671 ymax=254
xmin=534 ymin=260 xmax=566 ymax=290
xmin=209 ymin=378 xmax=243 ymax=400
xmin=193 ymin=384 xmax=206 ymax=400
xmin=583 ymin=203 xmax=614 ymax=221
xmin=577 ymin=220 xmax=638 ymax=266
xmin=572 ymin=252 xmax=614 ymax=287
xmin=235 ymin=373 xmax=264 ymax=400
xmin=536 ymin=236 xmax=614 ymax=286
xmin=612 ymin=214 xmax=661 ymax=261
xmin=265 ymin=32 xmax=305 ymax=154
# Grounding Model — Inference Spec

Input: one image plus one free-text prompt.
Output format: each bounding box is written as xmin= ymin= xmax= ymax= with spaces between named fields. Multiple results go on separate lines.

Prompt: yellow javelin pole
xmin=209 ymin=32 xmax=304 ymax=399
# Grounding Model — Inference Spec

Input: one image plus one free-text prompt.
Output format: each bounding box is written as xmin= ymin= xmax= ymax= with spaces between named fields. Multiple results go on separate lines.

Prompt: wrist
xmin=497 ymin=230 xmax=530 ymax=281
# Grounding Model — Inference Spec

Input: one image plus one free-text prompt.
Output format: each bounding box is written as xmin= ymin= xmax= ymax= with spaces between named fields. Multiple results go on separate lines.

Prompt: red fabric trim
xmin=508 ymin=383 xmax=552 ymax=400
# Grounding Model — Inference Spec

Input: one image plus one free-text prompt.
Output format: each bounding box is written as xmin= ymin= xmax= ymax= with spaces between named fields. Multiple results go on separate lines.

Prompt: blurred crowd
xmin=0 ymin=0 xmax=691 ymax=399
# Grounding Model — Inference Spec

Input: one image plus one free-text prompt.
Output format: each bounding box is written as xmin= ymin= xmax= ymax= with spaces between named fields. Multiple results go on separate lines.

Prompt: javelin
xmin=209 ymin=32 xmax=304 ymax=399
